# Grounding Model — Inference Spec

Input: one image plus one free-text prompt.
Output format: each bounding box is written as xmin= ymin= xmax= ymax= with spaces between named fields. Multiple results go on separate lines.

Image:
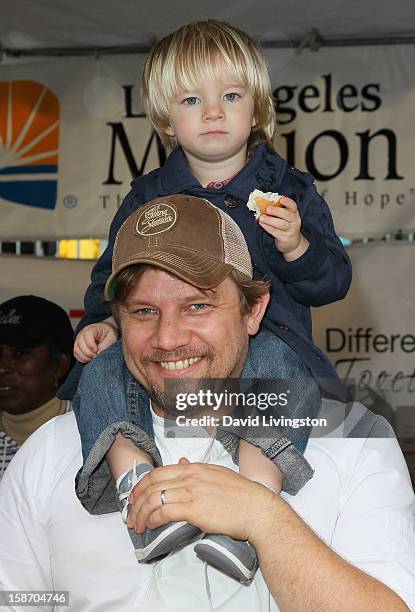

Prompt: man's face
xmin=0 ymin=344 xmax=59 ymax=414
xmin=119 ymin=268 xmax=266 ymax=416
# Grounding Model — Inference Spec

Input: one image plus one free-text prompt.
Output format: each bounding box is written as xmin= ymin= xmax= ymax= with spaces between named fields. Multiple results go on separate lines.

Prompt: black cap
xmin=0 ymin=295 xmax=74 ymax=353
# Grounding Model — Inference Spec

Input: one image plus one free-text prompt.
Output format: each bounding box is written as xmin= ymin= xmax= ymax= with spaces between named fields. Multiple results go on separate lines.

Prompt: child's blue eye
xmin=183 ymin=97 xmax=199 ymax=105
xmin=224 ymin=93 xmax=239 ymax=102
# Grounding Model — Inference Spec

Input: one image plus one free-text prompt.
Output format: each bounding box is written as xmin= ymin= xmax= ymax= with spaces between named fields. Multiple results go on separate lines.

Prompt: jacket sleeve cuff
xmin=263 ymin=224 xmax=329 ymax=283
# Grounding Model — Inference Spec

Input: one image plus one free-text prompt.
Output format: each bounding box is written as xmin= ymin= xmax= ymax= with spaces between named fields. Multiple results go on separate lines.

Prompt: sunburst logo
xmin=0 ymin=80 xmax=59 ymax=209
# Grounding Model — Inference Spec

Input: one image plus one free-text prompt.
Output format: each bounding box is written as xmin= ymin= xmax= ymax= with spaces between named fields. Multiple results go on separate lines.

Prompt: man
xmin=0 ymin=295 xmax=74 ymax=479
xmin=0 ymin=200 xmax=414 ymax=611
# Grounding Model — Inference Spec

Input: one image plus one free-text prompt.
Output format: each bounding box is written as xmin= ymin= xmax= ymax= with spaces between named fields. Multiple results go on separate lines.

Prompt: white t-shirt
xmin=0 ymin=410 xmax=414 ymax=611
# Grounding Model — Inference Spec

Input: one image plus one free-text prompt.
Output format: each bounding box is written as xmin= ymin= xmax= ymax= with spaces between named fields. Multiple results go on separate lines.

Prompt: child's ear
xmin=251 ymin=114 xmax=257 ymax=128
xmin=165 ymin=124 xmax=175 ymax=137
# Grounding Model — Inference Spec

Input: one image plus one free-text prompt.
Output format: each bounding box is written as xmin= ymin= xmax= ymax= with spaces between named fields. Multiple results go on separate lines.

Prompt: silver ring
xmin=160 ymin=489 xmax=167 ymax=505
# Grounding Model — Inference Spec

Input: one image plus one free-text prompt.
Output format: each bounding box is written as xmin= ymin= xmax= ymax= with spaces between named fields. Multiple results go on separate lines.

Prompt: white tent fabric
xmin=1 ymin=0 xmax=414 ymax=52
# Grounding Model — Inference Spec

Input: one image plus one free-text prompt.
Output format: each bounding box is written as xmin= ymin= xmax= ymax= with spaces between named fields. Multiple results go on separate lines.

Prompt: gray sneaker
xmin=194 ymin=535 xmax=258 ymax=583
xmin=117 ymin=463 xmax=153 ymax=523
xmin=117 ymin=464 xmax=202 ymax=562
xmin=130 ymin=521 xmax=202 ymax=562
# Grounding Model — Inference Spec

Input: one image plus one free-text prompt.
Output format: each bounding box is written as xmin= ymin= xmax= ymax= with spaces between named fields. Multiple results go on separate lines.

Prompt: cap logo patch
xmin=136 ymin=203 xmax=177 ymax=236
xmin=0 ymin=308 xmax=21 ymax=325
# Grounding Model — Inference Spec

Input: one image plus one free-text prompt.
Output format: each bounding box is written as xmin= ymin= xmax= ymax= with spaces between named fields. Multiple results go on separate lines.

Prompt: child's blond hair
xmin=141 ymin=19 xmax=276 ymax=153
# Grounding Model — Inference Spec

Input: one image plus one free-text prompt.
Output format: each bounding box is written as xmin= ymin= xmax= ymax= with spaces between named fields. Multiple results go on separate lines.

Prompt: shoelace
xmin=136 ymin=425 xmax=273 ymax=611
xmin=200 ymin=427 xmax=219 ymax=612
xmin=138 ymin=546 xmax=185 ymax=610
xmin=204 ymin=561 xmax=214 ymax=612
xmin=138 ymin=427 xmax=217 ymax=610
xmin=116 ymin=460 xmax=151 ymax=523
xmin=203 ymin=558 xmax=272 ymax=612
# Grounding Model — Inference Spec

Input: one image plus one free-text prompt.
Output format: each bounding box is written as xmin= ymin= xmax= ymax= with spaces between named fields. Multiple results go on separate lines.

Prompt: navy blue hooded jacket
xmin=60 ymin=144 xmax=351 ymax=399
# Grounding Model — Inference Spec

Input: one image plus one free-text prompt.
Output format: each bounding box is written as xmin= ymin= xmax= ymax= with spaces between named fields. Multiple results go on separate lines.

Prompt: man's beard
xmin=124 ymin=343 xmax=248 ymax=417
xmin=132 ymin=346 xmax=216 ymax=417
xmin=146 ymin=380 xmax=178 ymax=417
xmin=146 ymin=377 xmax=219 ymax=418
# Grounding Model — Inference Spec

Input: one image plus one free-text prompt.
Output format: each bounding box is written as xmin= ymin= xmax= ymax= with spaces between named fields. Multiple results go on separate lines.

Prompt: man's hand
xmin=258 ymin=196 xmax=309 ymax=261
xmin=127 ymin=458 xmax=409 ymax=611
xmin=127 ymin=458 xmax=275 ymax=539
xmin=74 ymin=317 xmax=118 ymax=363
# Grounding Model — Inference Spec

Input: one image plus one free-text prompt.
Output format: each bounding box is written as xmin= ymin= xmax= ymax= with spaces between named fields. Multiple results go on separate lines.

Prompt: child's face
xmin=165 ymin=76 xmax=256 ymax=169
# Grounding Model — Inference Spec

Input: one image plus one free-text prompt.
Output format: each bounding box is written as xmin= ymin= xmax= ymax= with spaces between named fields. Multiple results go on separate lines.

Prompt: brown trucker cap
xmin=104 ymin=194 xmax=253 ymax=300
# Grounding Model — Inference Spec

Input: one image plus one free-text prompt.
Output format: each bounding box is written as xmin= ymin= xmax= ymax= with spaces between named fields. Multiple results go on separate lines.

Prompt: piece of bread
xmin=255 ymin=196 xmax=282 ymax=214
xmin=247 ymin=189 xmax=282 ymax=220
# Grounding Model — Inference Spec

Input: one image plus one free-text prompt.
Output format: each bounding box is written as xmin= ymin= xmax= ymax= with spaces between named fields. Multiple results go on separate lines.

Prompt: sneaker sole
xmin=134 ymin=522 xmax=201 ymax=562
xmin=194 ymin=539 xmax=257 ymax=583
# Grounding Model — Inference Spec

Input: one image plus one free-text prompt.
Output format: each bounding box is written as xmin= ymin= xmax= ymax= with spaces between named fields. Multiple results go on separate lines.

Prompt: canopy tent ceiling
xmin=1 ymin=0 xmax=414 ymax=55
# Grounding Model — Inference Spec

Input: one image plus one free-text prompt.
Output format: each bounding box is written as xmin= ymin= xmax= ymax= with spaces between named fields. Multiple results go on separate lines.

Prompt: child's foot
xmin=116 ymin=463 xmax=201 ymax=562
xmin=131 ymin=520 xmax=202 ymax=562
xmin=116 ymin=462 xmax=153 ymax=522
xmin=194 ymin=535 xmax=258 ymax=583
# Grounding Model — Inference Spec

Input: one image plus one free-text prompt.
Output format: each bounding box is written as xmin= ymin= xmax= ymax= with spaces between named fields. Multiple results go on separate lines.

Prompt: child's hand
xmin=258 ymin=196 xmax=309 ymax=261
xmin=74 ymin=318 xmax=118 ymax=363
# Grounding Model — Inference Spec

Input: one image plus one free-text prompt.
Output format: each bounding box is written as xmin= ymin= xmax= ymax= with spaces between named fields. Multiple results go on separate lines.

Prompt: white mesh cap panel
xmin=216 ymin=207 xmax=253 ymax=278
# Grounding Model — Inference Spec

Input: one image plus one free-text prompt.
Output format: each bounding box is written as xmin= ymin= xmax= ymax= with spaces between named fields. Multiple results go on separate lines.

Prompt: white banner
xmin=268 ymin=45 xmax=415 ymax=239
xmin=0 ymin=45 xmax=414 ymax=239
xmin=313 ymin=243 xmax=415 ymax=437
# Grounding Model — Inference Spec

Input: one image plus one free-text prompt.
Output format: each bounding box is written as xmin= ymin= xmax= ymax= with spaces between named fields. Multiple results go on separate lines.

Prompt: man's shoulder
xmin=319 ymin=398 xmax=395 ymax=440
xmin=307 ymin=401 xmax=403 ymax=483
xmin=8 ymin=412 xmax=80 ymax=469
xmin=44 ymin=411 xmax=81 ymax=454
xmin=32 ymin=409 xmax=78 ymax=435
xmin=0 ymin=412 xmax=81 ymax=502
xmin=247 ymin=329 xmax=313 ymax=378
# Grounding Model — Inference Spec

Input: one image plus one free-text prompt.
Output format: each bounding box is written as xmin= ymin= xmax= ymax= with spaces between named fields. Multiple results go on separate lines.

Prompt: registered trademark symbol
xmin=63 ymin=194 xmax=78 ymax=208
